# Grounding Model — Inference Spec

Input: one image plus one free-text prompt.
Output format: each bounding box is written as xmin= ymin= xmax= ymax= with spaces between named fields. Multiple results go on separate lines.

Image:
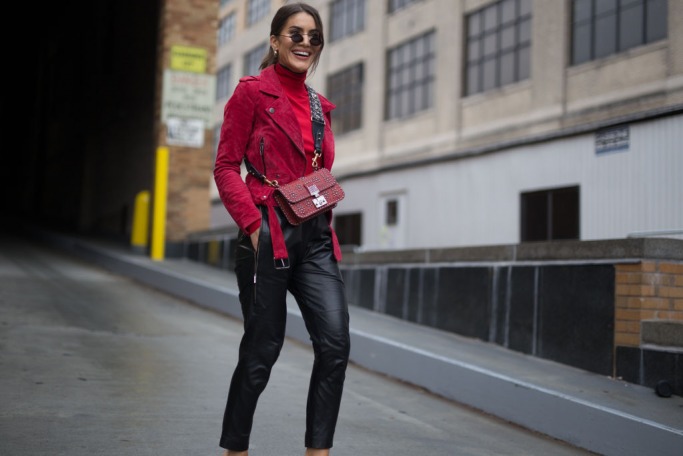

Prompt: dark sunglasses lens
xmin=288 ymin=33 xmax=321 ymax=46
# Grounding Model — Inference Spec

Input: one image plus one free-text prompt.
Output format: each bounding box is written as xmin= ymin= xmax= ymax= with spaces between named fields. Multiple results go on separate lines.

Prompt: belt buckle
xmin=274 ymin=258 xmax=290 ymax=269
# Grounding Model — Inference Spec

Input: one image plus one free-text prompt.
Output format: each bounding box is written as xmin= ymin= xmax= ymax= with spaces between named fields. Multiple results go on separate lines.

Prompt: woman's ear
xmin=269 ymin=35 xmax=279 ymax=53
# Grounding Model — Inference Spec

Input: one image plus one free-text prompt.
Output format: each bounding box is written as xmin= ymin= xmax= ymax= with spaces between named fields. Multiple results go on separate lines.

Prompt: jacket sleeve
xmin=214 ymin=81 xmax=262 ymax=234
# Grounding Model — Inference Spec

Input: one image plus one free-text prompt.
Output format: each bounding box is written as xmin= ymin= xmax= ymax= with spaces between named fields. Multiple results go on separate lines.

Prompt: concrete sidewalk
xmin=26 ymin=228 xmax=683 ymax=455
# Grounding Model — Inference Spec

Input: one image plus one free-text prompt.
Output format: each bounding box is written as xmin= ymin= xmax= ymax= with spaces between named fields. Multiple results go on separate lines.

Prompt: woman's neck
xmin=274 ymin=63 xmax=307 ymax=90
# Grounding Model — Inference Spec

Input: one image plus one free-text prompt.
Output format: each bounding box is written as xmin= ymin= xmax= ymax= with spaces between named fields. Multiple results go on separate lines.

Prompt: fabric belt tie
xmin=267 ymin=204 xmax=289 ymax=264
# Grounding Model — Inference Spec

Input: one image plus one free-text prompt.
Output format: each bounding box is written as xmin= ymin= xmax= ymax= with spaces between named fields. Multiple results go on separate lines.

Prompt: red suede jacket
xmin=214 ymin=65 xmax=341 ymax=262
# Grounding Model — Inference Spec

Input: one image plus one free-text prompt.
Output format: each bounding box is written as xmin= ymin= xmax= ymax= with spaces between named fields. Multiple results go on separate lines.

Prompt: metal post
xmin=130 ymin=190 xmax=150 ymax=253
xmin=151 ymin=147 xmax=169 ymax=261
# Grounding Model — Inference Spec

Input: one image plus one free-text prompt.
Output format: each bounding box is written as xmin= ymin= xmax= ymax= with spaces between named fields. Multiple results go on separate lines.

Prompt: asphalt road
xmin=0 ymin=234 xmax=594 ymax=455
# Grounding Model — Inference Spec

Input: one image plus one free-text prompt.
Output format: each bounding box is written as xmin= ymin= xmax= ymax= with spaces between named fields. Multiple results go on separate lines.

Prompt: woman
xmin=213 ymin=3 xmax=350 ymax=456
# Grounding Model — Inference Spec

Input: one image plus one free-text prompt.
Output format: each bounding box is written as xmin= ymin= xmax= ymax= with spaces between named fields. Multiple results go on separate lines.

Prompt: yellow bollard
xmin=130 ymin=190 xmax=150 ymax=253
xmin=207 ymin=239 xmax=220 ymax=266
xmin=151 ymin=147 xmax=169 ymax=261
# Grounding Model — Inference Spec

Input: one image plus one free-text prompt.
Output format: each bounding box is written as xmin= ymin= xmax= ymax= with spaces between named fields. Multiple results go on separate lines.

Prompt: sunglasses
xmin=278 ymin=32 xmax=323 ymax=47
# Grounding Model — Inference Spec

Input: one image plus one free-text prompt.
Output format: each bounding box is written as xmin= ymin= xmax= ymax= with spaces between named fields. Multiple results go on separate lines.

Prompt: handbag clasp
xmin=312 ymin=195 xmax=328 ymax=208
xmin=307 ymin=183 xmax=328 ymax=208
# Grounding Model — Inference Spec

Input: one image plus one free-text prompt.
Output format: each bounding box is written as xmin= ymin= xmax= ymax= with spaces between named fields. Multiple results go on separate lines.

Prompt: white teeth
xmin=293 ymin=51 xmax=310 ymax=57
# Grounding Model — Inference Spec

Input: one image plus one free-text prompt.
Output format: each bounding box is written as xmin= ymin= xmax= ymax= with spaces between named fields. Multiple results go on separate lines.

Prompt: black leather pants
xmin=220 ymin=207 xmax=350 ymax=451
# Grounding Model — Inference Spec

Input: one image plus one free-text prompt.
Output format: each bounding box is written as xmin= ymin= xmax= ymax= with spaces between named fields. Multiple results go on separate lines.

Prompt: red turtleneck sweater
xmin=274 ymin=63 xmax=315 ymax=175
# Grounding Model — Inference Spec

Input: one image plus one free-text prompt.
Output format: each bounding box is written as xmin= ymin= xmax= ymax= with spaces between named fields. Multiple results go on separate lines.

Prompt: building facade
xmin=212 ymin=0 xmax=683 ymax=251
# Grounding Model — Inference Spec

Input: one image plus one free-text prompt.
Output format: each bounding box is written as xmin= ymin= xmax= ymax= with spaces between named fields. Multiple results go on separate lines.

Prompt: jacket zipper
xmin=255 ymin=137 xmax=264 ymax=285
xmin=254 ymin=138 xmax=265 ymax=285
xmin=253 ymin=238 xmax=259 ymax=285
xmin=259 ymin=137 xmax=266 ymax=176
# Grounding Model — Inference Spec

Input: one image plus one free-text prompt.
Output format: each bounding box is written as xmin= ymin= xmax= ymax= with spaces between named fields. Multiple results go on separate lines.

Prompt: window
xmin=218 ymin=13 xmax=236 ymax=47
xmin=571 ymin=0 xmax=667 ymax=65
xmin=327 ymin=63 xmax=363 ymax=134
xmin=385 ymin=31 xmax=435 ymax=120
xmin=247 ymin=0 xmax=270 ymax=26
xmin=335 ymin=212 xmax=362 ymax=247
xmin=386 ymin=199 xmax=398 ymax=226
xmin=465 ymin=0 xmax=531 ymax=96
xmin=216 ymin=64 xmax=232 ymax=100
xmin=388 ymin=0 xmax=419 ymax=13
xmin=521 ymin=186 xmax=580 ymax=242
xmin=213 ymin=124 xmax=222 ymax=163
xmin=243 ymin=43 xmax=268 ymax=76
xmin=331 ymin=0 xmax=365 ymax=41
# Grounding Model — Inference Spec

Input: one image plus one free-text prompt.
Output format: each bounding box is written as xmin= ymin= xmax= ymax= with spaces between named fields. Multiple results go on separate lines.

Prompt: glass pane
xmin=573 ymin=0 xmax=592 ymax=23
xmin=414 ymin=59 xmax=425 ymax=81
xmin=427 ymin=79 xmax=434 ymax=109
xmin=357 ymin=0 xmax=366 ymax=31
xmin=518 ymin=17 xmax=531 ymax=43
xmin=500 ymin=51 xmax=515 ymax=86
xmin=468 ymin=13 xmax=481 ymax=37
xmin=501 ymin=24 xmax=516 ymax=50
xmin=427 ymin=32 xmax=435 ymax=53
xmin=413 ymin=83 xmax=423 ymax=112
xmin=595 ymin=0 xmax=617 ymax=15
xmin=518 ymin=45 xmax=530 ymax=80
xmin=646 ymin=0 xmax=667 ymax=42
xmin=572 ymin=23 xmax=592 ymax=64
xmin=501 ymin=0 xmax=516 ymax=24
xmin=482 ymin=59 xmax=497 ymax=91
xmin=387 ymin=96 xmax=396 ymax=119
xmin=483 ymin=33 xmax=497 ymax=56
xmin=401 ymin=45 xmax=411 ymax=65
xmin=468 ymin=39 xmax=481 ymax=62
xmin=390 ymin=72 xmax=399 ymax=90
xmin=483 ymin=5 xmax=498 ymax=31
xmin=521 ymin=191 xmax=548 ymax=242
xmin=467 ymin=65 xmax=480 ymax=95
xmin=401 ymin=89 xmax=410 ymax=116
xmin=594 ymin=14 xmax=616 ymax=58
xmin=415 ymin=36 xmax=424 ymax=57
xmin=619 ymin=4 xmax=643 ymax=51
xmin=519 ymin=0 xmax=532 ymax=16
xmin=551 ymin=187 xmax=579 ymax=240
xmin=426 ymin=55 xmax=435 ymax=78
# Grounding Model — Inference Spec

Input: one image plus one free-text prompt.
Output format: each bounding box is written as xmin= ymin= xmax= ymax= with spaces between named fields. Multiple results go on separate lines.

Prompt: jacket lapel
xmin=259 ymin=67 xmax=305 ymax=154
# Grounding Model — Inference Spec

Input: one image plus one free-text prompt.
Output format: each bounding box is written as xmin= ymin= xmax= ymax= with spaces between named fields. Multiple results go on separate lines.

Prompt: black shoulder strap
xmin=306 ymin=85 xmax=325 ymax=157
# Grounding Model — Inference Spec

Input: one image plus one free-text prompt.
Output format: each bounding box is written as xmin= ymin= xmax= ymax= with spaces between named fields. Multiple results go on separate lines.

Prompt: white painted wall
xmin=337 ymin=114 xmax=683 ymax=250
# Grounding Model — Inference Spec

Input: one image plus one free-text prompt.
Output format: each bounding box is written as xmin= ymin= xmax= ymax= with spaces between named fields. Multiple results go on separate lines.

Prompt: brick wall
xmin=615 ymin=261 xmax=683 ymax=347
xmin=155 ymin=0 xmax=218 ymax=243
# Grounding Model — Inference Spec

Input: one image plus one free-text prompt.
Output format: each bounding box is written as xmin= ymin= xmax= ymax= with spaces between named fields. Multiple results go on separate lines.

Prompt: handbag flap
xmin=276 ymin=169 xmax=339 ymax=204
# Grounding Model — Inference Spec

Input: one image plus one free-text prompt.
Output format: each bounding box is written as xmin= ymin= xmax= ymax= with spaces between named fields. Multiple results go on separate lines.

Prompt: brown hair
xmin=259 ymin=2 xmax=325 ymax=72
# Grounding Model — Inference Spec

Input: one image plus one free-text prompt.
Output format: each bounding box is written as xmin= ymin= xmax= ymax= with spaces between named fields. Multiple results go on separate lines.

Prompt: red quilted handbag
xmin=274 ymin=168 xmax=345 ymax=225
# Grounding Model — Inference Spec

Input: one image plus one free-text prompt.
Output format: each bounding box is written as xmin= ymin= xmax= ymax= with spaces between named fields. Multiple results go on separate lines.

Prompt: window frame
xmin=216 ymin=64 xmax=232 ymax=101
xmin=330 ymin=0 xmax=366 ymax=42
xmin=520 ymin=186 xmax=580 ymax=242
xmin=388 ymin=0 xmax=420 ymax=14
xmin=385 ymin=30 xmax=436 ymax=120
xmin=243 ymin=42 xmax=268 ymax=76
xmin=464 ymin=0 xmax=532 ymax=96
xmin=334 ymin=212 xmax=363 ymax=247
xmin=218 ymin=12 xmax=236 ymax=47
xmin=327 ymin=62 xmax=364 ymax=135
xmin=247 ymin=0 xmax=270 ymax=26
xmin=570 ymin=0 xmax=668 ymax=66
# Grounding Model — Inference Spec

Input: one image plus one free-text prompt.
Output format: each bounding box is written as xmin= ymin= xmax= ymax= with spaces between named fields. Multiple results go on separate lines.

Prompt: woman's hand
xmin=250 ymin=228 xmax=260 ymax=251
